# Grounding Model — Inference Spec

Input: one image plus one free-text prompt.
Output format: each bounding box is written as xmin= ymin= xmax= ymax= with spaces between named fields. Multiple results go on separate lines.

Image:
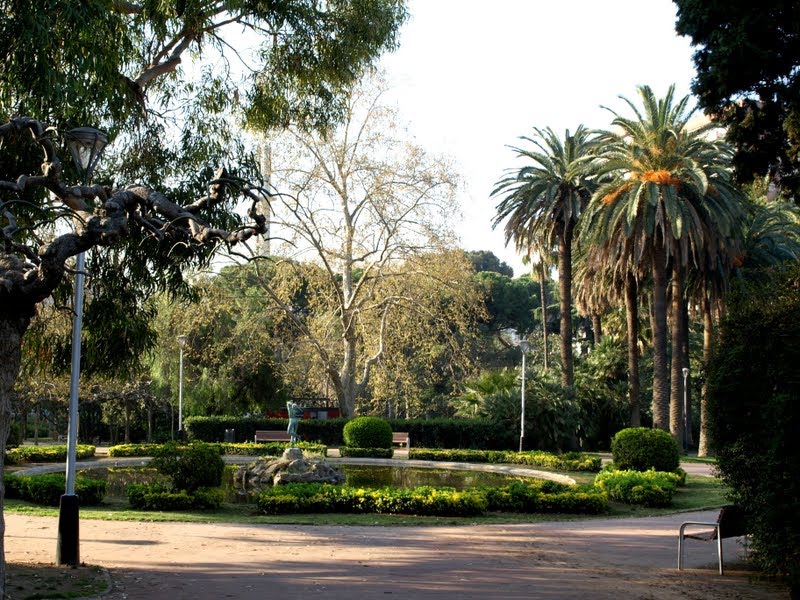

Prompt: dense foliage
xmin=256 ymin=481 xmax=608 ymax=517
xmin=611 ymin=428 xmax=680 ymax=473
xmin=408 ymin=449 xmax=601 ymax=473
xmin=149 ymin=442 xmax=225 ymax=493
xmin=107 ymin=441 xmax=327 ymax=457
xmin=5 ymin=445 xmax=96 ymax=465
xmin=674 ymin=0 xmax=800 ymax=198
xmin=707 ymin=265 xmax=800 ymax=592
xmin=343 ymin=417 xmax=393 ymax=449
xmin=5 ymin=473 xmax=106 ymax=506
xmin=593 ymin=469 xmax=681 ymax=507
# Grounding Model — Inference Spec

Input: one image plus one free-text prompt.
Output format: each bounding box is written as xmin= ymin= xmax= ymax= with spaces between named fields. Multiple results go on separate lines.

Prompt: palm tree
xmin=583 ymin=85 xmax=746 ymax=439
xmin=492 ymin=126 xmax=598 ymax=390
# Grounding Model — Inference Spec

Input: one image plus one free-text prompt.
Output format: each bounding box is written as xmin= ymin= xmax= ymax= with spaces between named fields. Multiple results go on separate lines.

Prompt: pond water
xmin=80 ymin=464 xmax=527 ymax=503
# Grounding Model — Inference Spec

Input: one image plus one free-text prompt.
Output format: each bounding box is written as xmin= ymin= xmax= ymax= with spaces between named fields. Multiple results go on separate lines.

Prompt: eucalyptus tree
xmin=583 ymin=85 xmax=746 ymax=440
xmin=492 ymin=126 xmax=598 ymax=390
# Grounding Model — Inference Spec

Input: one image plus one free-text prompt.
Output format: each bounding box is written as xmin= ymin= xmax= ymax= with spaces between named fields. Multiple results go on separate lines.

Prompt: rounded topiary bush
xmin=611 ymin=427 xmax=680 ymax=472
xmin=343 ymin=417 xmax=392 ymax=449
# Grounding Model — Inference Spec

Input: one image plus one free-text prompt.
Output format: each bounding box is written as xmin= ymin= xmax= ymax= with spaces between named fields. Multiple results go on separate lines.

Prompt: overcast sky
xmin=378 ymin=0 xmax=699 ymax=276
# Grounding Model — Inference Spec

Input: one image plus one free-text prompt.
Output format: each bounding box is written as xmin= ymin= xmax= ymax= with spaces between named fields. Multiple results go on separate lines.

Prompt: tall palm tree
xmin=583 ymin=85 xmax=746 ymax=437
xmin=492 ymin=126 xmax=598 ymax=390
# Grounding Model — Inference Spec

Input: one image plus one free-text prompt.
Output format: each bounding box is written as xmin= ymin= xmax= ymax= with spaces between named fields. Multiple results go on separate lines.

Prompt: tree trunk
xmin=0 ymin=315 xmax=31 ymax=597
xmin=591 ymin=313 xmax=602 ymax=346
xmin=625 ymin=272 xmax=641 ymax=426
xmin=539 ymin=261 xmax=549 ymax=372
xmin=651 ymin=243 xmax=670 ymax=430
xmin=698 ymin=291 xmax=714 ymax=456
xmin=558 ymin=224 xmax=574 ymax=390
xmin=669 ymin=263 xmax=685 ymax=448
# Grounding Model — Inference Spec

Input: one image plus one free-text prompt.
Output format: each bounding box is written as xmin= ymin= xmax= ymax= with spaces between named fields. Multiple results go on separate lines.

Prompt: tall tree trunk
xmin=625 ymin=272 xmax=641 ymax=426
xmin=539 ymin=261 xmax=549 ymax=372
xmin=558 ymin=224 xmax=574 ymax=390
xmin=591 ymin=313 xmax=602 ymax=346
xmin=0 ymin=315 xmax=32 ymax=597
xmin=669 ymin=263 xmax=685 ymax=448
xmin=698 ymin=290 xmax=714 ymax=456
xmin=651 ymin=243 xmax=670 ymax=430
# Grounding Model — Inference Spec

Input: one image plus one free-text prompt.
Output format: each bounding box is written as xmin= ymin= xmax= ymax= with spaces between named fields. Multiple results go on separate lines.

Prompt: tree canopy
xmin=674 ymin=0 xmax=800 ymax=198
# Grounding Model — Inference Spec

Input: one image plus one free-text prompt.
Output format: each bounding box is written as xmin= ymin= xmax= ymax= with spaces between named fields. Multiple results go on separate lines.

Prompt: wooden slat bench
xmin=254 ymin=430 xmax=292 ymax=443
xmin=392 ymin=432 xmax=410 ymax=448
xmin=678 ymin=504 xmax=748 ymax=575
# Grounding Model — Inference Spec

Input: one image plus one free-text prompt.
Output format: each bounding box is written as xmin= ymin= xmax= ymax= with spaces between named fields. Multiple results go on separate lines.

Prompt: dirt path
xmin=5 ymin=510 xmax=787 ymax=599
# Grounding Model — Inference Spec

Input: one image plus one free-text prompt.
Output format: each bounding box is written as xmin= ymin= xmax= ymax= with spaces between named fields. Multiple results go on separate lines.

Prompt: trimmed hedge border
xmin=108 ymin=441 xmax=327 ymax=458
xmin=256 ymin=481 xmax=608 ymax=517
xmin=5 ymin=445 xmax=96 ymax=465
xmin=408 ymin=448 xmax=602 ymax=472
xmin=5 ymin=473 xmax=106 ymax=506
xmin=593 ymin=468 xmax=681 ymax=507
xmin=338 ymin=447 xmax=394 ymax=459
xmin=126 ymin=483 xmax=223 ymax=511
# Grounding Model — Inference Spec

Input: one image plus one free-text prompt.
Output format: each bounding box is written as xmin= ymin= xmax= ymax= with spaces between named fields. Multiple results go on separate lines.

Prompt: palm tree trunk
xmin=698 ymin=290 xmax=714 ymax=456
xmin=539 ymin=261 xmax=549 ymax=372
xmin=591 ymin=313 xmax=602 ymax=345
xmin=651 ymin=243 xmax=670 ymax=430
xmin=558 ymin=225 xmax=574 ymax=390
xmin=669 ymin=263 xmax=685 ymax=447
xmin=625 ymin=272 xmax=641 ymax=426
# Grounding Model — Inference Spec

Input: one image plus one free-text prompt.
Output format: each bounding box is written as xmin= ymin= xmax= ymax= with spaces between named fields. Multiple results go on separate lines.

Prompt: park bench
xmin=254 ymin=430 xmax=292 ymax=443
xmin=392 ymin=432 xmax=410 ymax=448
xmin=678 ymin=504 xmax=748 ymax=575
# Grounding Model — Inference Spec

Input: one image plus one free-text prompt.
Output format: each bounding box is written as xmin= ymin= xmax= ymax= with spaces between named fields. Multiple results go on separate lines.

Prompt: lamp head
xmin=682 ymin=367 xmax=690 ymax=378
xmin=518 ymin=339 xmax=530 ymax=353
xmin=65 ymin=127 xmax=109 ymax=183
xmin=177 ymin=335 xmax=188 ymax=347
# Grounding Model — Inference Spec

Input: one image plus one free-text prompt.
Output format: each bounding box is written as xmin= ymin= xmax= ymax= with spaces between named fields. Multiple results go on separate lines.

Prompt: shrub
xmin=108 ymin=441 xmax=327 ymax=458
xmin=343 ymin=417 xmax=392 ymax=449
xmin=5 ymin=473 xmax=106 ymax=506
xmin=5 ymin=444 xmax=96 ymax=465
xmin=593 ymin=469 xmax=680 ymax=507
xmin=707 ymin=265 xmax=800 ymax=593
xmin=125 ymin=483 xmax=223 ymax=511
xmin=108 ymin=443 xmax=162 ymax=457
xmin=338 ymin=447 xmax=394 ymax=459
xmin=611 ymin=427 xmax=679 ymax=472
xmin=150 ymin=442 xmax=225 ymax=492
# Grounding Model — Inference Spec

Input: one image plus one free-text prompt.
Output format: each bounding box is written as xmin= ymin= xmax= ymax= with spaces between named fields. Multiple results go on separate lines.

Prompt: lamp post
xmin=57 ymin=127 xmax=109 ymax=567
xmin=177 ymin=335 xmax=188 ymax=436
xmin=682 ymin=367 xmax=690 ymax=453
xmin=518 ymin=338 xmax=530 ymax=452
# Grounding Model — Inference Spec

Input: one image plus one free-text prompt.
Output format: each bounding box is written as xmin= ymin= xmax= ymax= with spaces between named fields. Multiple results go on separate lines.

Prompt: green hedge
xmin=256 ymin=481 xmax=608 ymax=517
xmin=108 ymin=441 xmax=328 ymax=458
xmin=5 ymin=445 xmax=96 ymax=465
xmin=185 ymin=416 xmax=514 ymax=449
xmin=593 ymin=468 xmax=680 ymax=507
xmin=408 ymin=448 xmax=602 ymax=472
xmin=338 ymin=447 xmax=394 ymax=458
xmin=126 ymin=483 xmax=223 ymax=511
xmin=343 ymin=417 xmax=392 ymax=448
xmin=5 ymin=473 xmax=106 ymax=506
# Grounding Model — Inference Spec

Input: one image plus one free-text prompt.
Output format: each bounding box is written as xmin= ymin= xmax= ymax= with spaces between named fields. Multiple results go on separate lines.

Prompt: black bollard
xmin=56 ymin=494 xmax=80 ymax=566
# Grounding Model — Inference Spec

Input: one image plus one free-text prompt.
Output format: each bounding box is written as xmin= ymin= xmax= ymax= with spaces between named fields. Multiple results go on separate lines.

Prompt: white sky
xmin=378 ymin=0 xmax=698 ymax=276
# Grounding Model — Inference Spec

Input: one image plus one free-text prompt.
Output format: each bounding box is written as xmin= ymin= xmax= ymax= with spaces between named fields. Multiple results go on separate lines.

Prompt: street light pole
xmin=519 ymin=339 xmax=530 ymax=452
xmin=57 ymin=127 xmax=109 ymax=567
xmin=177 ymin=335 xmax=187 ymax=436
xmin=682 ymin=367 xmax=690 ymax=453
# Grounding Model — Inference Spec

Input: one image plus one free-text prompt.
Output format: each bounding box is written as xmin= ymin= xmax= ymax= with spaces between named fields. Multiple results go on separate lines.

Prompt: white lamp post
xmin=682 ymin=367 xmax=690 ymax=452
xmin=519 ymin=338 xmax=530 ymax=452
xmin=177 ymin=335 xmax=188 ymax=436
xmin=57 ymin=127 xmax=109 ymax=567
